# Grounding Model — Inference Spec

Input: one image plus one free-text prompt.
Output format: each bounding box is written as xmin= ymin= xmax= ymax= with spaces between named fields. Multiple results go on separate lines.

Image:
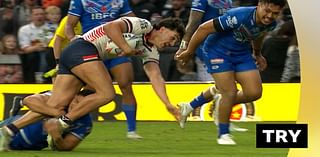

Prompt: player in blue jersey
xmin=176 ymin=0 xmax=287 ymax=145
xmin=0 ymin=90 xmax=94 ymax=151
xmin=177 ymin=0 xmax=233 ymax=81
xmin=175 ymin=0 xmax=247 ymax=131
xmin=64 ymin=0 xmax=143 ymax=139
xmin=175 ymin=0 xmax=232 ymax=123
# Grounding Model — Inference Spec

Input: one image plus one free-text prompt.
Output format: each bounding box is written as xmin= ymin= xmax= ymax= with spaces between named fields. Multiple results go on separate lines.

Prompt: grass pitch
xmin=1 ymin=121 xmax=288 ymax=157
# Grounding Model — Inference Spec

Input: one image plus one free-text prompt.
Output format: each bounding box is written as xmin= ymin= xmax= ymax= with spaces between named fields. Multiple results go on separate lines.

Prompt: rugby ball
xmin=106 ymin=33 xmax=144 ymax=56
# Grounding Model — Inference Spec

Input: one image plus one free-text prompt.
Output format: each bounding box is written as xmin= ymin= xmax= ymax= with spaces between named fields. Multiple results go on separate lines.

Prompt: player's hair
xmin=259 ymin=0 xmax=287 ymax=8
xmin=153 ymin=17 xmax=185 ymax=40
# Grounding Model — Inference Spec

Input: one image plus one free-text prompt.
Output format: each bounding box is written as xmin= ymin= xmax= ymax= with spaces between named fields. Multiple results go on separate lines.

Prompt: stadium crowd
xmin=0 ymin=0 xmax=299 ymax=84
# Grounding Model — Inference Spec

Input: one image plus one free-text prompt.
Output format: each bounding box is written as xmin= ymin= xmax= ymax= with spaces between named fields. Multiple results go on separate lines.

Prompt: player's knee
xmin=221 ymin=91 xmax=237 ymax=103
xmin=252 ymin=91 xmax=262 ymax=101
xmin=117 ymin=79 xmax=133 ymax=92
xmin=22 ymin=96 xmax=32 ymax=107
xmin=245 ymin=90 xmax=262 ymax=102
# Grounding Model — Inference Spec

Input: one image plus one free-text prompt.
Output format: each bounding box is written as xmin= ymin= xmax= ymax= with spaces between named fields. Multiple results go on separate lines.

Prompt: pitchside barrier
xmin=0 ymin=83 xmax=300 ymax=121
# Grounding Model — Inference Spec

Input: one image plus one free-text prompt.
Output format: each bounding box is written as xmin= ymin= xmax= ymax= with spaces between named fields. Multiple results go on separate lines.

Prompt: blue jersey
xmin=68 ymin=0 xmax=133 ymax=33
xmin=191 ymin=0 xmax=233 ymax=23
xmin=204 ymin=7 xmax=277 ymax=55
xmin=191 ymin=0 xmax=232 ymax=59
xmin=9 ymin=115 xmax=92 ymax=150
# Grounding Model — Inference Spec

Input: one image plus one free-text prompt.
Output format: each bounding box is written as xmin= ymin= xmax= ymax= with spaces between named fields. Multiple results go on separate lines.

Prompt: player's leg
xmin=0 ymin=75 xmax=81 ymax=151
xmin=47 ymin=38 xmax=113 ymax=128
xmin=107 ymin=58 xmax=142 ymax=139
xmin=233 ymin=53 xmax=263 ymax=104
xmin=234 ymin=70 xmax=262 ymax=104
xmin=211 ymin=71 xmax=238 ymax=145
xmin=178 ymin=46 xmax=218 ymax=128
xmin=23 ymin=94 xmax=64 ymax=117
xmin=0 ymin=80 xmax=80 ymax=151
xmin=62 ymin=60 xmax=115 ymax=123
xmin=0 ymin=115 xmax=22 ymax=151
xmin=178 ymin=86 xmax=216 ymax=128
xmin=204 ymin=50 xmax=239 ymax=145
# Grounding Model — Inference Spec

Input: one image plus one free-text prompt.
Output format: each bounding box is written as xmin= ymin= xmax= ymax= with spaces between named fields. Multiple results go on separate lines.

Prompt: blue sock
xmin=218 ymin=123 xmax=230 ymax=137
xmin=121 ymin=104 xmax=136 ymax=132
xmin=190 ymin=93 xmax=208 ymax=109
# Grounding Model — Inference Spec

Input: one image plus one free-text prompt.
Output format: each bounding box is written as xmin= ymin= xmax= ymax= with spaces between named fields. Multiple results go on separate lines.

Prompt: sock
xmin=6 ymin=124 xmax=19 ymax=136
xmin=121 ymin=104 xmax=136 ymax=132
xmin=190 ymin=93 xmax=208 ymax=109
xmin=218 ymin=123 xmax=230 ymax=137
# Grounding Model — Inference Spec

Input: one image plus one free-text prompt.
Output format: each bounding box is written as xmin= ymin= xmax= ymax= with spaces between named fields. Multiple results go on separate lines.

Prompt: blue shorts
xmin=103 ymin=57 xmax=131 ymax=69
xmin=0 ymin=116 xmax=47 ymax=150
xmin=58 ymin=38 xmax=101 ymax=74
xmin=202 ymin=49 xmax=257 ymax=74
xmin=195 ymin=43 xmax=206 ymax=61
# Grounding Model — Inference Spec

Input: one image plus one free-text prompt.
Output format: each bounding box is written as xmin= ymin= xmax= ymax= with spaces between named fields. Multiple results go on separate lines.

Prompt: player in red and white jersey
xmin=0 ymin=17 xmax=185 ymax=138
xmin=81 ymin=17 xmax=172 ymax=63
xmin=78 ymin=17 xmax=185 ymax=138
xmin=56 ymin=16 xmax=184 ymax=131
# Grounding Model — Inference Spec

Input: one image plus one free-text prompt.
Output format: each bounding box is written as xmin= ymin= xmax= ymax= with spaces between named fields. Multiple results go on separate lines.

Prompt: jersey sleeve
xmin=191 ymin=0 xmax=207 ymax=13
xmin=68 ymin=0 xmax=84 ymax=17
xmin=121 ymin=17 xmax=153 ymax=35
xmin=142 ymin=47 xmax=159 ymax=64
xmin=119 ymin=0 xmax=133 ymax=16
xmin=214 ymin=8 xmax=244 ymax=32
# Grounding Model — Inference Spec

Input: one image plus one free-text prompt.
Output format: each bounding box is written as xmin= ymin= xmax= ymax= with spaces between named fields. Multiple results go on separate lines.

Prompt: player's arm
xmin=54 ymin=134 xmax=81 ymax=151
xmin=65 ymin=14 xmax=80 ymax=41
xmin=187 ymin=19 xmax=216 ymax=54
xmin=53 ymin=35 xmax=64 ymax=61
xmin=23 ymin=94 xmax=64 ymax=117
xmin=44 ymin=119 xmax=81 ymax=151
xmin=176 ymin=19 xmax=217 ymax=65
xmin=179 ymin=10 xmax=204 ymax=49
xmin=143 ymin=62 xmax=179 ymax=120
xmin=103 ymin=18 xmax=139 ymax=56
xmin=252 ymin=33 xmax=266 ymax=57
xmin=252 ymin=32 xmax=268 ymax=71
xmin=51 ymin=133 xmax=81 ymax=151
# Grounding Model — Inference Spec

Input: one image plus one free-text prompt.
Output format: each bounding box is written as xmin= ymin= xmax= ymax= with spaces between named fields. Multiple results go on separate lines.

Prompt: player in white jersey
xmin=1 ymin=17 xmax=185 ymax=137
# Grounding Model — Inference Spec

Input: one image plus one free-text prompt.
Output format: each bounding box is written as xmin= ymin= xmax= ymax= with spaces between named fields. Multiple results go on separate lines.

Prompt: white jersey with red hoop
xmin=82 ymin=17 xmax=159 ymax=64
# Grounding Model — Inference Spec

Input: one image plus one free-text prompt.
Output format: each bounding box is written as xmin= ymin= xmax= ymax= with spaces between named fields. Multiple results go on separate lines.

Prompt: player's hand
xmin=166 ymin=104 xmax=181 ymax=121
xmin=119 ymin=47 xmax=143 ymax=57
xmin=174 ymin=48 xmax=184 ymax=60
xmin=175 ymin=49 xmax=193 ymax=66
xmin=254 ymin=55 xmax=267 ymax=71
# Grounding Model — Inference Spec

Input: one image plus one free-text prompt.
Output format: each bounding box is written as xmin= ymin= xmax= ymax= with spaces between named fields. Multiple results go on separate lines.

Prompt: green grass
xmin=1 ymin=121 xmax=288 ymax=157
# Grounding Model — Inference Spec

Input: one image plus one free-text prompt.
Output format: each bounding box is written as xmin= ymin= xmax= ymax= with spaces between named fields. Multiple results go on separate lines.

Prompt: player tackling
xmin=0 ymin=17 xmax=185 ymax=151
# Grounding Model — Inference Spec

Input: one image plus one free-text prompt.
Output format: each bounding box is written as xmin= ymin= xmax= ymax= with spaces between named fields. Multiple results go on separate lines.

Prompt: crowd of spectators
xmin=0 ymin=0 xmax=300 ymax=83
